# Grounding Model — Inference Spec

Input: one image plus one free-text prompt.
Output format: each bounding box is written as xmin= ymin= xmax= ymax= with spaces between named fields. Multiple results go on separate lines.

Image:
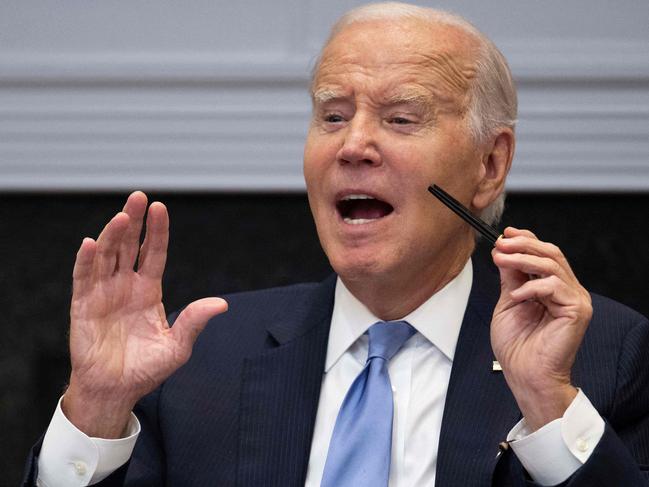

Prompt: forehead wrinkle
xmin=315 ymin=53 xmax=476 ymax=100
xmin=413 ymin=51 xmax=477 ymax=94
xmin=311 ymin=55 xmax=375 ymax=101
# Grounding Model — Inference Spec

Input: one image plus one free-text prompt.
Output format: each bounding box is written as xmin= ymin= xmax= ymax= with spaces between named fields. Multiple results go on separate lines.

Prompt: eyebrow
xmin=312 ymin=88 xmax=346 ymax=105
xmin=312 ymin=88 xmax=434 ymax=108
xmin=384 ymin=91 xmax=434 ymax=108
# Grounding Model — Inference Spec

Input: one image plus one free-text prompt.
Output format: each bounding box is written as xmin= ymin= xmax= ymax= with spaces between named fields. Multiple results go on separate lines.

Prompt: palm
xmin=72 ymin=274 xmax=172 ymax=397
xmin=492 ymin=297 xmax=578 ymax=382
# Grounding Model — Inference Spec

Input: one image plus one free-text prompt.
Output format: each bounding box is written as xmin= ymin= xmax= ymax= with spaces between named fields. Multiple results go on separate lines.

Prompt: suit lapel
xmin=436 ymin=260 xmax=521 ymax=487
xmin=237 ymin=276 xmax=336 ymax=487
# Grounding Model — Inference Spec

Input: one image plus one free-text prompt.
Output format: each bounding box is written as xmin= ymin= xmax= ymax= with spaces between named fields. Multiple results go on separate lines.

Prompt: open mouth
xmin=336 ymin=194 xmax=394 ymax=225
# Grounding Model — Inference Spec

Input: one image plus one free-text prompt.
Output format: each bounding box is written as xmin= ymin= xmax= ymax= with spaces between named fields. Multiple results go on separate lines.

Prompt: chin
xmin=327 ymin=246 xmax=395 ymax=282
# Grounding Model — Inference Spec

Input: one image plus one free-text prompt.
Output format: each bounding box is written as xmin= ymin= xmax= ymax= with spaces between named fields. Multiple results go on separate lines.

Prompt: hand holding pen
xmin=430 ymin=184 xmax=592 ymax=432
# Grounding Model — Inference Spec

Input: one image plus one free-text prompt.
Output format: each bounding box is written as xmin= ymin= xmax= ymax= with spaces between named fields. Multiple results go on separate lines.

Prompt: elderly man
xmin=25 ymin=3 xmax=648 ymax=486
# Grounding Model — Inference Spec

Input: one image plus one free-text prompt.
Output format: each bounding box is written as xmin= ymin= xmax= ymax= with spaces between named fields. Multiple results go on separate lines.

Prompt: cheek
xmin=411 ymin=146 xmax=480 ymax=201
xmin=304 ymin=132 xmax=337 ymax=184
xmin=303 ymin=150 xmax=322 ymax=195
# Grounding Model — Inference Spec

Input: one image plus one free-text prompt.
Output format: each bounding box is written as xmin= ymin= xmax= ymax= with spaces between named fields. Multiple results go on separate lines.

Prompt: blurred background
xmin=1 ymin=1 xmax=648 ymax=484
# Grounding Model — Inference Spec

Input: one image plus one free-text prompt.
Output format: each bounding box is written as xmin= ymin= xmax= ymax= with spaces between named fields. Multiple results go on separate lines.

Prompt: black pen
xmin=428 ymin=184 xmax=501 ymax=245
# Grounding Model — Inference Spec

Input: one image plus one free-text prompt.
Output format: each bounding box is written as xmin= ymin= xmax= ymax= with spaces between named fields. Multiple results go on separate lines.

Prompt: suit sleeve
xmin=562 ymin=316 xmax=649 ymax=486
xmin=532 ymin=316 xmax=649 ymax=487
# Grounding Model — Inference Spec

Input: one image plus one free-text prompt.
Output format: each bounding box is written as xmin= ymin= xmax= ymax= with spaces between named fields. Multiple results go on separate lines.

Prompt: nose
xmin=336 ymin=113 xmax=382 ymax=167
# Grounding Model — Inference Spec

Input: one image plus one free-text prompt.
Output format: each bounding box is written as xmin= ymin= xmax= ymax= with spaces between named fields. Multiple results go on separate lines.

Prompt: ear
xmin=472 ymin=128 xmax=515 ymax=211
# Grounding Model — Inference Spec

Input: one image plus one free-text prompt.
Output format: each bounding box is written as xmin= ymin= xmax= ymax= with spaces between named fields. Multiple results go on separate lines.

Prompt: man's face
xmin=304 ymin=19 xmax=488 ymax=284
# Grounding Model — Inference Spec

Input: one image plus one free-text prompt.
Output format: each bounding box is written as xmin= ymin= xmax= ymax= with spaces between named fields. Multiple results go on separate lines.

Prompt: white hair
xmin=312 ymin=2 xmax=518 ymax=225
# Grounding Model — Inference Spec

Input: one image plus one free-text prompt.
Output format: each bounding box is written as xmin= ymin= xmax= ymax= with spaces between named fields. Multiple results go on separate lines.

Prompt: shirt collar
xmin=325 ymin=259 xmax=473 ymax=372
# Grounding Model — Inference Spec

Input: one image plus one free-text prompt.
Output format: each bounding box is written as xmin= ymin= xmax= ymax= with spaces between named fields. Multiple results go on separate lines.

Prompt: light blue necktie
xmin=321 ymin=320 xmax=416 ymax=487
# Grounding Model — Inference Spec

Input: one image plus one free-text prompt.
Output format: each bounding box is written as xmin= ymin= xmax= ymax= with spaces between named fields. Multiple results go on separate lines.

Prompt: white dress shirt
xmin=305 ymin=259 xmax=473 ymax=486
xmin=38 ymin=259 xmax=604 ymax=486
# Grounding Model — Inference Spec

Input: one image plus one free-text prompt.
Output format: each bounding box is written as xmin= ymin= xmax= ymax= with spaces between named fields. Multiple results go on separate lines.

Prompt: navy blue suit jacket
xmin=24 ymin=260 xmax=649 ymax=486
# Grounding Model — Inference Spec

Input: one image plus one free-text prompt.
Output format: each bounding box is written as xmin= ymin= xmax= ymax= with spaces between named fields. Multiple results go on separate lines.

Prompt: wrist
xmin=507 ymin=379 xmax=578 ymax=432
xmin=63 ymin=379 xmax=136 ymax=439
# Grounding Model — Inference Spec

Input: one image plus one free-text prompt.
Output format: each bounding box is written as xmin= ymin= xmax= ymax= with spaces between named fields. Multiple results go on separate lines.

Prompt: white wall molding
xmin=2 ymin=40 xmax=649 ymax=82
xmin=502 ymin=40 xmax=649 ymax=81
xmin=1 ymin=39 xmax=648 ymax=192
xmin=0 ymin=52 xmax=312 ymax=84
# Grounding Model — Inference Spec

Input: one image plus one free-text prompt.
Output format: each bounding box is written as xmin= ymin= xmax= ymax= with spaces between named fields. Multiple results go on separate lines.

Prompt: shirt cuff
xmin=37 ymin=396 xmax=140 ymax=487
xmin=507 ymin=389 xmax=605 ymax=486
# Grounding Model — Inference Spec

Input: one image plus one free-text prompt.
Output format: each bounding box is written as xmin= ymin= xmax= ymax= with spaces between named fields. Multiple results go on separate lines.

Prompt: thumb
xmin=171 ymin=297 xmax=228 ymax=351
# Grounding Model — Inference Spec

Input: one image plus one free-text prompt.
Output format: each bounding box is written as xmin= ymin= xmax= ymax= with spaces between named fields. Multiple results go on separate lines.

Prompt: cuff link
xmin=576 ymin=438 xmax=589 ymax=452
xmin=73 ymin=460 xmax=87 ymax=476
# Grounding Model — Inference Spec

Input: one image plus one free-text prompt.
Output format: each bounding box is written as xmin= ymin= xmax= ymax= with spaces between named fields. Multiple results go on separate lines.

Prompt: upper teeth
xmin=343 ymin=218 xmax=373 ymax=225
xmin=342 ymin=194 xmax=374 ymax=201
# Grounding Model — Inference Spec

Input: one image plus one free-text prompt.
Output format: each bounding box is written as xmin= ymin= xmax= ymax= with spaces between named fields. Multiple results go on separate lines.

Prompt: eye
xmin=324 ymin=113 xmax=345 ymax=123
xmin=389 ymin=116 xmax=413 ymax=125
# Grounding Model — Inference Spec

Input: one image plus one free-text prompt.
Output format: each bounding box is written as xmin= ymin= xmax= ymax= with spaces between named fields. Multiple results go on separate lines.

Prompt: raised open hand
xmin=63 ymin=192 xmax=227 ymax=438
xmin=491 ymin=227 xmax=592 ymax=430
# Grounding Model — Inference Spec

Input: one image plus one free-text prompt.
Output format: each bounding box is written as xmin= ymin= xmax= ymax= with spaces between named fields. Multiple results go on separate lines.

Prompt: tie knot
xmin=367 ymin=321 xmax=415 ymax=362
